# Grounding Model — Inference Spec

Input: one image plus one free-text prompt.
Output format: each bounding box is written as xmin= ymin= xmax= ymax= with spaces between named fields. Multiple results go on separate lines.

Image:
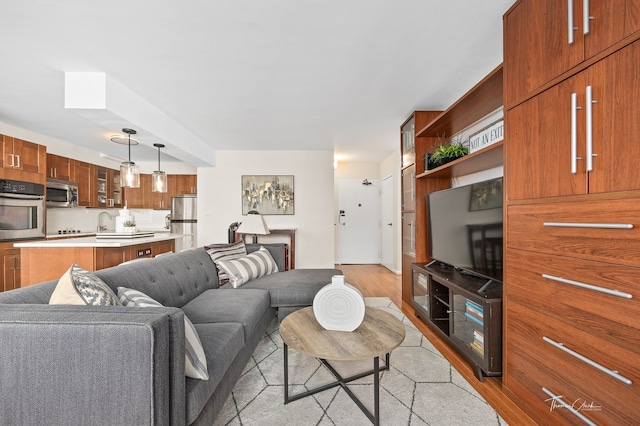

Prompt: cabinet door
xmin=123 ymin=174 xmax=150 ymax=208
xmin=75 ymin=161 xmax=95 ymax=207
xmin=401 ymin=165 xmax=415 ymax=212
xmin=504 ymin=0 xmax=583 ymax=105
xmin=588 ymin=39 xmax=640 ymax=194
xmin=170 ymin=175 xmax=197 ymax=195
xmin=506 ymin=70 xmax=588 ymax=200
xmin=401 ymin=117 xmax=415 ymax=168
xmin=12 ymin=139 xmax=42 ymax=174
xmin=108 ymin=169 xmax=122 ymax=208
xmin=47 ymin=154 xmax=72 ymax=181
xmin=95 ymin=247 xmax=128 ymax=270
xmin=96 ymin=167 xmax=108 ymax=207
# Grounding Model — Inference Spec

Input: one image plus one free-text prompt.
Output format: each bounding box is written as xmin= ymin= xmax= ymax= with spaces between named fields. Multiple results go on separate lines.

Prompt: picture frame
xmin=241 ymin=175 xmax=294 ymax=215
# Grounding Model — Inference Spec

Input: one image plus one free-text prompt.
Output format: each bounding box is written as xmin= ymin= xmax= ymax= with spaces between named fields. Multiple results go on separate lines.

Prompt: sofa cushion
xmin=223 ymin=268 xmax=343 ymax=307
xmin=205 ymin=240 xmax=247 ymax=284
xmin=181 ymin=289 xmax=271 ymax=341
xmin=185 ymin=322 xmax=245 ymax=424
xmin=215 ymin=247 xmax=279 ymax=288
xmin=117 ymin=287 xmax=209 ymax=380
xmin=95 ymin=248 xmax=219 ymax=307
xmin=49 ymin=264 xmax=121 ymax=306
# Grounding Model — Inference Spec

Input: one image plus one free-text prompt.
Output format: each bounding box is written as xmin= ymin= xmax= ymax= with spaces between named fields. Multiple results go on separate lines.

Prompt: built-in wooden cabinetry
xmin=46 ymin=153 xmax=73 ymax=181
xmin=503 ymin=2 xmax=640 ymax=424
xmin=125 ymin=174 xmax=197 ymax=210
xmin=0 ymin=243 xmax=21 ymax=292
xmin=1 ymin=135 xmax=46 ymax=183
xmin=400 ymin=112 xmax=441 ymax=303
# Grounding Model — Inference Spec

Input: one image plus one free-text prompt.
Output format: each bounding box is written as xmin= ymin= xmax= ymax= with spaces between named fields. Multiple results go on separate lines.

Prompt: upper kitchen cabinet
xmin=506 ymin=38 xmax=640 ymax=200
xmin=108 ymin=169 xmax=122 ymax=208
xmin=1 ymin=135 xmax=46 ymax=182
xmin=504 ymin=0 xmax=640 ymax=107
xmin=46 ymin=153 xmax=73 ymax=181
xmin=169 ymin=174 xmax=197 ymax=196
xmin=74 ymin=161 xmax=95 ymax=207
xmin=123 ymin=174 xmax=150 ymax=209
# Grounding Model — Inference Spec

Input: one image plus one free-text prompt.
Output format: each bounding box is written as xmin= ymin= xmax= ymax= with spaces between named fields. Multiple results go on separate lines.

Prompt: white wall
xmin=197 ymin=150 xmax=335 ymax=269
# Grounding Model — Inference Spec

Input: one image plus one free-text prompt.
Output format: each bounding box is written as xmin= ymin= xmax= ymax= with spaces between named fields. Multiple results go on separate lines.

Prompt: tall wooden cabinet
xmin=503 ymin=1 xmax=640 ymax=424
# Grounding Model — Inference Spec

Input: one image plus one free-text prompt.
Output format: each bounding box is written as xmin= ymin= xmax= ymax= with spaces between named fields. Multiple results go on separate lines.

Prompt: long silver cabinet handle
xmin=541 ymin=387 xmax=597 ymax=426
xmin=542 ymin=273 xmax=633 ymax=299
xmin=571 ymin=92 xmax=579 ymax=173
xmin=543 ymin=222 xmax=633 ymax=229
xmin=585 ymin=86 xmax=594 ymax=171
xmin=543 ymin=336 xmax=632 ymax=385
xmin=568 ymin=0 xmax=575 ymax=44
xmin=583 ymin=0 xmax=592 ymax=35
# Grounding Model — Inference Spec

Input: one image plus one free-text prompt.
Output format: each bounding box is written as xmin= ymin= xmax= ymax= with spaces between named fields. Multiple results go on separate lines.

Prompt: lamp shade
xmin=236 ymin=214 xmax=270 ymax=236
xmin=152 ymin=171 xmax=167 ymax=193
xmin=120 ymin=162 xmax=140 ymax=188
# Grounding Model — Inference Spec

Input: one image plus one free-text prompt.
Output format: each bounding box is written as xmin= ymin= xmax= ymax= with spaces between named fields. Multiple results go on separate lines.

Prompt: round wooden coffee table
xmin=279 ymin=306 xmax=405 ymax=425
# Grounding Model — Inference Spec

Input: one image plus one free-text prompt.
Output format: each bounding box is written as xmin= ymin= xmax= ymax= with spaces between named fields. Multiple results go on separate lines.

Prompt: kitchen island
xmin=14 ymin=234 xmax=180 ymax=287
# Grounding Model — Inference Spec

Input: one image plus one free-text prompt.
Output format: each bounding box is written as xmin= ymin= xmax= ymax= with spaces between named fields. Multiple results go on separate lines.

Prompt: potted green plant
xmin=122 ymin=220 xmax=137 ymax=233
xmin=427 ymin=135 xmax=469 ymax=170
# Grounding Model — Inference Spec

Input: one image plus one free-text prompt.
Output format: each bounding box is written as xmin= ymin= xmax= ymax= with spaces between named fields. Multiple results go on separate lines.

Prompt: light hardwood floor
xmin=338 ymin=264 xmax=536 ymax=426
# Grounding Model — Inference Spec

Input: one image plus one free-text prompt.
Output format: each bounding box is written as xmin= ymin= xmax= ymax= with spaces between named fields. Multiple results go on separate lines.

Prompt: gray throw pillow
xmin=49 ymin=264 xmax=121 ymax=306
xmin=205 ymin=240 xmax=247 ymax=284
xmin=215 ymin=246 xmax=279 ymax=288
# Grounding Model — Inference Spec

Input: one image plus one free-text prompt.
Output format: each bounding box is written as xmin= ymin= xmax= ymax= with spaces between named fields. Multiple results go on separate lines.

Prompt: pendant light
xmin=152 ymin=143 xmax=167 ymax=193
xmin=117 ymin=128 xmax=140 ymax=188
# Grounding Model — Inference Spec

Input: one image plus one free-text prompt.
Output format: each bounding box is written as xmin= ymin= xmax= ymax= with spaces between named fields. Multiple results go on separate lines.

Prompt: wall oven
xmin=46 ymin=179 xmax=78 ymax=207
xmin=0 ymin=179 xmax=45 ymax=241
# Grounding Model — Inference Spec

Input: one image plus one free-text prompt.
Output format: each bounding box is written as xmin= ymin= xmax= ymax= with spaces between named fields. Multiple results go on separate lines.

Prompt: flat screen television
xmin=426 ymin=177 xmax=503 ymax=282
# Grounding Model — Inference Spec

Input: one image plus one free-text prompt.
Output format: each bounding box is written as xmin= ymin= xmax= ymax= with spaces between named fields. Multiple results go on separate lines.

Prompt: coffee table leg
xmin=283 ymin=342 xmax=289 ymax=403
xmin=374 ymin=356 xmax=379 ymax=426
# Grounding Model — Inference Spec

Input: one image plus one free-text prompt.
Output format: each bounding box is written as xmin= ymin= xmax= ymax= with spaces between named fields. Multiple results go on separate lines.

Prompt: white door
xmin=381 ymin=174 xmax=394 ymax=271
xmin=338 ymin=179 xmax=381 ymax=264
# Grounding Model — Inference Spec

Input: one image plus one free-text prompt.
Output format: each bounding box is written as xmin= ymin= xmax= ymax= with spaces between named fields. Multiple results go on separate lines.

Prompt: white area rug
xmin=213 ymin=297 xmax=508 ymax=425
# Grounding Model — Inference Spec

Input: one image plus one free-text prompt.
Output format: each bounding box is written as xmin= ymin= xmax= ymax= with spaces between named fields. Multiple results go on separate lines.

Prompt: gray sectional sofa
xmin=0 ymin=243 xmax=341 ymax=426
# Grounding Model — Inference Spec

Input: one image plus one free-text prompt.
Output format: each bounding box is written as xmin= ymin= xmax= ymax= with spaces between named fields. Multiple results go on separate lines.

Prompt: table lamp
xmin=236 ymin=213 xmax=270 ymax=243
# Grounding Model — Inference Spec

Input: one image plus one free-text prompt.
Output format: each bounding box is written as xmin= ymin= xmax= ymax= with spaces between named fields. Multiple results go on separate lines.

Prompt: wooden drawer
xmin=507 ymin=198 xmax=640 ymax=267
xmin=505 ymin=301 xmax=640 ymax=425
xmin=504 ymin=249 xmax=640 ymax=353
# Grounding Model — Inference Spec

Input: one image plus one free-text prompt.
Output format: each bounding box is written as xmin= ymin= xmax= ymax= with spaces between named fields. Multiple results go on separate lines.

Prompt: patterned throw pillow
xmin=205 ymin=240 xmax=247 ymax=284
xmin=117 ymin=287 xmax=209 ymax=380
xmin=49 ymin=264 xmax=121 ymax=306
xmin=215 ymin=246 xmax=279 ymax=288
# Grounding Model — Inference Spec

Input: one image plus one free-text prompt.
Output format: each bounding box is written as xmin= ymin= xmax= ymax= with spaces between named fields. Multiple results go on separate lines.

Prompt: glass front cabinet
xmin=412 ymin=263 xmax=502 ymax=380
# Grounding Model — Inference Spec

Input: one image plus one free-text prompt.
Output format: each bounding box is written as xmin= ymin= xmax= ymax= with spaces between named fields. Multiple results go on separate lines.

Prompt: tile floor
xmin=214 ymin=297 xmax=508 ymax=425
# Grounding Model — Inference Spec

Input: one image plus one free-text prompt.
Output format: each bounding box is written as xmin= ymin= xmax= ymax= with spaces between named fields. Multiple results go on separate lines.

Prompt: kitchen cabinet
xmin=0 ymin=245 xmax=20 ymax=292
xmin=504 ymin=0 xmax=640 ymax=107
xmin=1 ymin=135 xmax=46 ymax=182
xmin=46 ymin=153 xmax=73 ymax=181
xmin=122 ymin=173 xmax=150 ymax=209
xmin=169 ymin=174 xmax=197 ymax=195
xmin=506 ymin=40 xmax=640 ymax=200
xmin=108 ymin=169 xmax=122 ymax=208
xmin=74 ymin=161 xmax=95 ymax=207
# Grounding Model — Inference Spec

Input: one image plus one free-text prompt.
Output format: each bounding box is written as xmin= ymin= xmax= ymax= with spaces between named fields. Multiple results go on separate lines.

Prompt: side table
xmin=279 ymin=306 xmax=405 ymax=425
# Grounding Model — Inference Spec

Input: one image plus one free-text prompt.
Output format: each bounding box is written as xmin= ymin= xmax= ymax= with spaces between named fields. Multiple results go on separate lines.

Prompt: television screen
xmin=427 ymin=177 xmax=503 ymax=282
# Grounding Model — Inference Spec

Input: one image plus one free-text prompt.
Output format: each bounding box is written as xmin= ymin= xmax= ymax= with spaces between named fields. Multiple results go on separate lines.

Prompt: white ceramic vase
xmin=313 ymin=275 xmax=365 ymax=332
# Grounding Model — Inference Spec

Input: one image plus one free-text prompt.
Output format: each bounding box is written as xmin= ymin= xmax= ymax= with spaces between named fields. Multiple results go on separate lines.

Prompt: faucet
xmin=97 ymin=211 xmax=113 ymax=232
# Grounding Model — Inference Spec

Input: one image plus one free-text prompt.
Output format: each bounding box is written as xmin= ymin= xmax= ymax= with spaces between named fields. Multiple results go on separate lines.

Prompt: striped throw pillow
xmin=205 ymin=241 xmax=247 ymax=284
xmin=215 ymin=246 xmax=279 ymax=288
xmin=117 ymin=287 xmax=209 ymax=380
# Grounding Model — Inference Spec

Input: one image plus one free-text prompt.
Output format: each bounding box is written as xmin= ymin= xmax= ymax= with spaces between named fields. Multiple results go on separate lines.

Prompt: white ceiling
xmin=0 ymin=0 xmax=515 ymax=166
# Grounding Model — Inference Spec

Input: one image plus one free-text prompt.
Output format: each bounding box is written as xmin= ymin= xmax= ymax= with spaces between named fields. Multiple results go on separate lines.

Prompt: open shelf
xmin=416 ymin=64 xmax=503 ymax=139
xmin=416 ymin=141 xmax=503 ymax=179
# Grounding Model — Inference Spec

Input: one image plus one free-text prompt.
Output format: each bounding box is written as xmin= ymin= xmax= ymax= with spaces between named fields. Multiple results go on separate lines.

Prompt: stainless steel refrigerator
xmin=170 ymin=194 xmax=197 ymax=252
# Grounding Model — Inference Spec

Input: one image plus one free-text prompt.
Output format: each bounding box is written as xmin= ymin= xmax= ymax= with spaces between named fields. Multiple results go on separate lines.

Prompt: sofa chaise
xmin=0 ymin=243 xmax=341 ymax=425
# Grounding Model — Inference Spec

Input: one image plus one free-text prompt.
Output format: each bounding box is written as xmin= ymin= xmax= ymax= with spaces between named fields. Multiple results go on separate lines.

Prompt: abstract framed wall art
xmin=241 ymin=175 xmax=294 ymax=215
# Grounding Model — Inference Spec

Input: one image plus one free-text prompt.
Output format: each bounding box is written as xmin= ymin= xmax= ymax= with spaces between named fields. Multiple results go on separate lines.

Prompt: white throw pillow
xmin=49 ymin=264 xmax=121 ymax=306
xmin=117 ymin=287 xmax=209 ymax=380
xmin=215 ymin=246 xmax=279 ymax=288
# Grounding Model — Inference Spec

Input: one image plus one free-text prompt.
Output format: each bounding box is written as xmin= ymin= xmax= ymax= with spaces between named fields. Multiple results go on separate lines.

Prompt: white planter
xmin=122 ymin=226 xmax=137 ymax=233
xmin=312 ymin=275 xmax=365 ymax=332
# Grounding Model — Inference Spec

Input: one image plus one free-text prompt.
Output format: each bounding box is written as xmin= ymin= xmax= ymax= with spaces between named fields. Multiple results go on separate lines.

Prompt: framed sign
xmin=241 ymin=175 xmax=294 ymax=215
xmin=469 ymin=120 xmax=504 ymax=154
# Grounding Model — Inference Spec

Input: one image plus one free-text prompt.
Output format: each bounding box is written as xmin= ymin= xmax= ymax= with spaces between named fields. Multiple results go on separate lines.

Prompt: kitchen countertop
xmin=15 ymin=233 xmax=183 ymax=248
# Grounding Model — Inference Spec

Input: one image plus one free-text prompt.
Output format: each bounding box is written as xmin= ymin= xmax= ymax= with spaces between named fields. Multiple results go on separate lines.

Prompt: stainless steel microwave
xmin=46 ymin=179 xmax=78 ymax=207
xmin=0 ymin=179 xmax=46 ymax=241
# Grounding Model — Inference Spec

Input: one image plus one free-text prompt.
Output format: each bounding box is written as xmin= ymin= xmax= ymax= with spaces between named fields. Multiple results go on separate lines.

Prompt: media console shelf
xmin=412 ymin=262 xmax=502 ymax=381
